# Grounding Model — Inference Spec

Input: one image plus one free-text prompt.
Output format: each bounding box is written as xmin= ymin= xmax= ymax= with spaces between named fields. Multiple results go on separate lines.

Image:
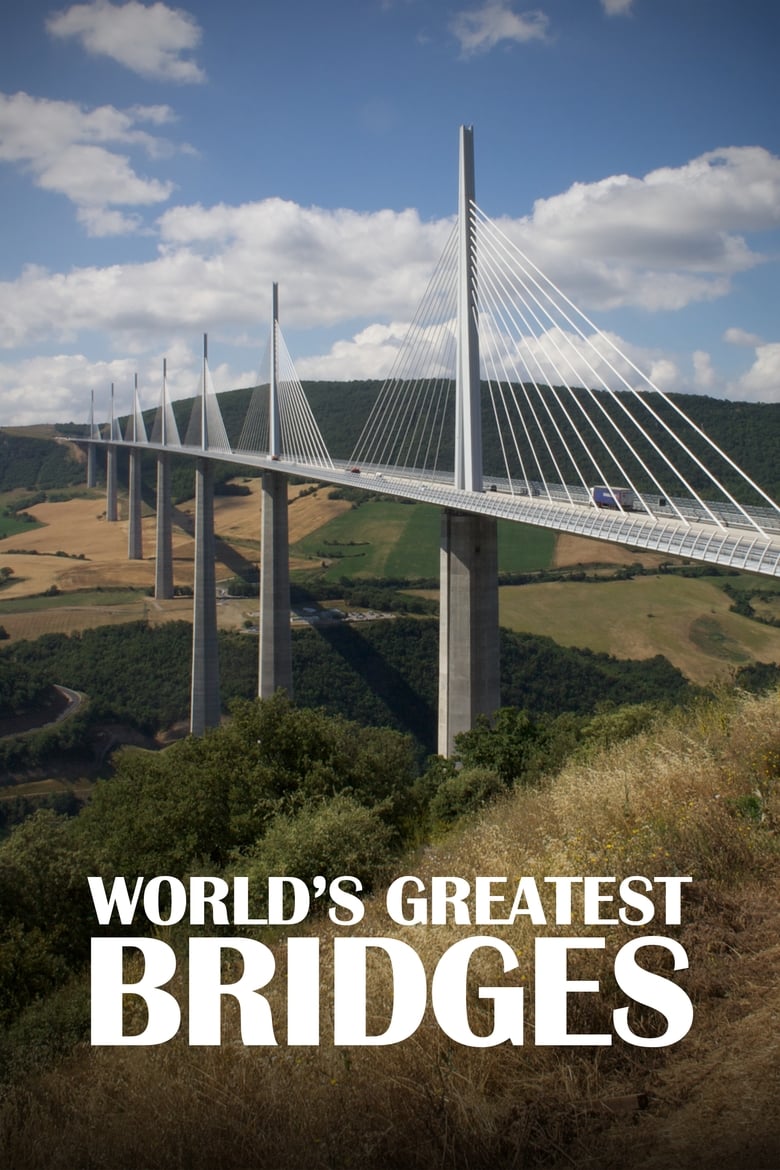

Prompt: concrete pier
xmin=190 ymin=457 xmax=220 ymax=734
xmin=259 ymin=469 xmax=293 ymax=698
xmin=106 ymin=447 xmax=117 ymax=521
xmin=127 ymin=448 xmax=143 ymax=559
xmin=155 ymin=452 xmax=173 ymax=599
xmin=87 ymin=444 xmax=96 ymax=488
xmin=437 ymin=509 xmax=500 ymax=756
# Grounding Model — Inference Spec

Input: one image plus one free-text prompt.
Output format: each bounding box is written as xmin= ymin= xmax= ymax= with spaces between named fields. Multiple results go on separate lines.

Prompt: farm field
xmin=290 ymin=498 xmax=556 ymax=580
xmin=409 ymin=573 xmax=780 ymax=683
xmin=0 ymin=482 xmax=352 ymax=603
xmin=0 ymin=513 xmax=43 ymax=539
xmin=0 ymin=593 xmax=261 ymax=643
xmin=552 ymin=531 xmax=668 ymax=570
xmin=497 ymin=574 xmax=780 ymax=683
xmin=2 ymin=482 xmax=779 ymax=685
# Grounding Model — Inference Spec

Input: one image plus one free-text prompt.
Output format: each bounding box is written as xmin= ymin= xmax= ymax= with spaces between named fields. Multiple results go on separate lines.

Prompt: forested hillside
xmin=1 ymin=684 xmax=779 ymax=1169
xmin=0 ymin=433 xmax=83 ymax=492
xmin=24 ymin=383 xmax=780 ymax=505
xmin=0 ymin=617 xmax=692 ymax=770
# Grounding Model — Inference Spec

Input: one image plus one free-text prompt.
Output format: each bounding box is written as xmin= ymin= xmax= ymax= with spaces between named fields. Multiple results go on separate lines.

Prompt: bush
xmin=245 ymin=794 xmax=395 ymax=894
xmin=429 ymin=766 xmax=505 ymax=823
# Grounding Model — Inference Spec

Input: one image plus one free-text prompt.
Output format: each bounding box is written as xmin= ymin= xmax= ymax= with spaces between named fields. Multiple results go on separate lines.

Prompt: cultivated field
xmin=0 ymin=483 xmax=351 ymax=602
xmin=2 ymin=483 xmax=779 ymax=684
xmin=553 ymin=531 xmax=668 ymax=569
xmin=290 ymin=499 xmax=556 ymax=581
xmin=497 ymin=574 xmax=780 ymax=683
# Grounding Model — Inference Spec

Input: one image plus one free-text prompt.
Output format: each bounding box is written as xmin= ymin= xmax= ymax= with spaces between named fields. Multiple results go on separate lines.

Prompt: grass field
xmin=0 ymin=588 xmax=148 ymax=613
xmin=0 ymin=593 xmax=261 ymax=643
xmin=497 ymin=574 xmax=780 ymax=683
xmin=0 ymin=515 xmax=43 ymax=540
xmin=1 ymin=482 xmax=778 ymax=682
xmin=291 ymin=499 xmax=556 ymax=580
xmin=410 ymin=572 xmax=780 ymax=683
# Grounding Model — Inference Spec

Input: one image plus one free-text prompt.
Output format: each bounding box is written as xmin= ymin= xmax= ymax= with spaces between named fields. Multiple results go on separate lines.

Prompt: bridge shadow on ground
xmin=301 ymin=617 xmax=437 ymax=754
xmin=167 ymin=503 xmax=260 ymax=583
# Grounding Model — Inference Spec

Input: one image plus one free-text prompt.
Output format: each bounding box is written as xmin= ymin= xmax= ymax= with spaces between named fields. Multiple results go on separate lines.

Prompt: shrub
xmin=245 ymin=794 xmax=395 ymax=894
xmin=429 ymin=766 xmax=505 ymax=823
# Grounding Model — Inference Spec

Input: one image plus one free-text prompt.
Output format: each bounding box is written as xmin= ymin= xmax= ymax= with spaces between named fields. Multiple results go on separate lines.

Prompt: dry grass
xmin=0 ymin=484 xmax=349 ymax=605
xmin=1 ymin=688 xmax=779 ymax=1169
xmin=498 ymin=575 xmax=780 ymax=684
xmin=553 ymin=533 xmax=668 ymax=570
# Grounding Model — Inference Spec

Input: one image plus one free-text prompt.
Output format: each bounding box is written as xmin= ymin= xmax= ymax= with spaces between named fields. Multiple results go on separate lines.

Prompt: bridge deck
xmin=88 ymin=438 xmax=780 ymax=578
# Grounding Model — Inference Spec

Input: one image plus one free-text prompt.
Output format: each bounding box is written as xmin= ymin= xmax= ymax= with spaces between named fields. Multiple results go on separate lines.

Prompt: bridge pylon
xmin=154 ymin=359 xmax=175 ymax=600
xmin=259 ymin=283 xmax=293 ymax=698
xmin=127 ymin=374 xmax=144 ymax=560
xmin=438 ymin=127 xmax=500 ymax=755
xmin=106 ymin=383 xmax=118 ymax=523
xmin=190 ymin=337 xmax=221 ymax=734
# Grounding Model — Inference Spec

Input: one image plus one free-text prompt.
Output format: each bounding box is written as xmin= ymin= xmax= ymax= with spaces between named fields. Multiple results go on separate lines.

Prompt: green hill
xmin=41 ymin=383 xmax=780 ymax=507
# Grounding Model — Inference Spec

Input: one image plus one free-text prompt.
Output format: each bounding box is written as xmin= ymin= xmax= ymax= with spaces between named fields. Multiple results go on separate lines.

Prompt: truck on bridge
xmin=591 ymin=485 xmax=636 ymax=511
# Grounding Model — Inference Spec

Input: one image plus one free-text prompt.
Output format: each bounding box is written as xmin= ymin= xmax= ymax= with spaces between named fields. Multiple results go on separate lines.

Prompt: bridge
xmin=82 ymin=127 xmax=780 ymax=755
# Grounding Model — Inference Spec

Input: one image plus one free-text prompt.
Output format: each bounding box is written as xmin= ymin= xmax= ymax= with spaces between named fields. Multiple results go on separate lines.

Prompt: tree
xmin=454 ymin=707 xmax=543 ymax=786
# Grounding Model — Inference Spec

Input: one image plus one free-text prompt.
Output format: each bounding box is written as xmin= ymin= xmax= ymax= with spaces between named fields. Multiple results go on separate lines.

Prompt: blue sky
xmin=1 ymin=0 xmax=779 ymax=424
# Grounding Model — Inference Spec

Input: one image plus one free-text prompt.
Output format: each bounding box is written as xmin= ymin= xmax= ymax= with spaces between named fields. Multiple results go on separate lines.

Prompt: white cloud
xmin=4 ymin=143 xmax=780 ymax=420
xmin=0 ymin=200 xmax=454 ymax=362
xmin=37 ymin=143 xmax=172 ymax=207
xmin=3 ymin=142 xmax=775 ymax=347
xmin=0 ymin=91 xmax=179 ymax=235
xmin=0 ymin=342 xmax=254 ymax=425
xmin=497 ymin=146 xmax=780 ymax=311
xmin=724 ymin=326 xmax=763 ymax=347
xmin=729 ymin=343 xmax=780 ymax=403
xmin=47 ymin=0 xmax=205 ymax=83
xmin=451 ymin=2 xmax=549 ymax=56
xmin=0 ymin=353 xmax=136 ymax=425
xmin=296 ymin=321 xmax=452 ymax=382
xmin=601 ymin=0 xmax=634 ymax=15
xmin=294 ymin=316 xmax=687 ymax=403
xmin=693 ymin=350 xmax=716 ymax=390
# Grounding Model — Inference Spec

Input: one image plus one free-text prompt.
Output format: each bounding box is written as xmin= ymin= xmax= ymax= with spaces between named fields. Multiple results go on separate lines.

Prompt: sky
xmin=1 ymin=0 xmax=779 ymax=425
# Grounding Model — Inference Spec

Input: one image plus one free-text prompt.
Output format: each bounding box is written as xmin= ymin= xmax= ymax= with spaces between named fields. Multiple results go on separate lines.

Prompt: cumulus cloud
xmin=3 ymin=142 xmax=775 ymax=345
xmin=601 ymin=0 xmax=634 ymax=15
xmin=497 ymin=145 xmax=780 ymax=311
xmin=4 ymin=142 xmax=780 ymax=419
xmin=0 ymin=341 xmax=255 ymax=426
xmin=0 ymin=201 xmax=452 ymax=349
xmin=0 ymin=91 xmax=180 ymax=234
xmin=0 ymin=353 xmax=137 ymax=426
xmin=451 ymin=2 xmax=549 ymax=55
xmin=692 ymin=349 xmax=716 ymax=390
xmin=729 ymin=343 xmax=780 ymax=402
xmin=724 ymin=326 xmax=763 ymax=347
xmin=47 ymin=0 xmax=205 ymax=83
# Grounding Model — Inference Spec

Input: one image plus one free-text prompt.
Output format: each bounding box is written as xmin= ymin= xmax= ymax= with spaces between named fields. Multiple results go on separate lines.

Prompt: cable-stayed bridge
xmin=83 ymin=128 xmax=780 ymax=753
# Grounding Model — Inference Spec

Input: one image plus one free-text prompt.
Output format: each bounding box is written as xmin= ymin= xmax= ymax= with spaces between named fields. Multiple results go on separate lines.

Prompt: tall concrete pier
xmin=106 ymin=383 xmax=119 ymax=522
xmin=189 ymin=337 xmax=221 ymax=735
xmin=127 ymin=449 xmax=142 ymax=559
xmin=259 ymin=470 xmax=292 ymax=696
xmin=154 ymin=361 xmax=175 ymax=599
xmin=258 ymin=284 xmax=293 ymax=698
xmin=438 ymin=127 xmax=500 ymax=755
xmin=127 ymin=375 xmax=144 ymax=559
xmin=106 ymin=448 xmax=117 ymax=520
xmin=437 ymin=510 xmax=500 ymax=756
xmin=190 ymin=455 xmax=220 ymax=734
xmin=155 ymin=452 xmax=173 ymax=598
